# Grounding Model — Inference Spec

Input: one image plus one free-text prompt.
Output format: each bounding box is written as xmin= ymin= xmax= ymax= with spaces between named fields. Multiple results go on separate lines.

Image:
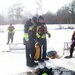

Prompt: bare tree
xmin=8 ymin=2 xmax=24 ymax=24
xmin=0 ymin=14 xmax=6 ymax=25
xmin=35 ymin=0 xmax=43 ymax=15
xmin=70 ymin=0 xmax=75 ymax=23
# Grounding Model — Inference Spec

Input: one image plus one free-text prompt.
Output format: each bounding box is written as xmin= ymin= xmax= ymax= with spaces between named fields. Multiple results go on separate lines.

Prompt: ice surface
xmin=0 ymin=24 xmax=75 ymax=75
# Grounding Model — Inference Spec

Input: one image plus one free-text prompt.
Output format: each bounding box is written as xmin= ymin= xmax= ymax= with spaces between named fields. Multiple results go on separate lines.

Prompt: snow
xmin=0 ymin=24 xmax=75 ymax=75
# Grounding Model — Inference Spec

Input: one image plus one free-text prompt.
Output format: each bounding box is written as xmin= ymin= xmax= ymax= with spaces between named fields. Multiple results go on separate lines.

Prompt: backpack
xmin=46 ymin=50 xmax=57 ymax=59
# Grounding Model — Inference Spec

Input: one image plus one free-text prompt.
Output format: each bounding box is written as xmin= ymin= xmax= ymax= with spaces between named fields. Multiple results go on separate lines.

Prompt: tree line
xmin=0 ymin=0 xmax=75 ymax=25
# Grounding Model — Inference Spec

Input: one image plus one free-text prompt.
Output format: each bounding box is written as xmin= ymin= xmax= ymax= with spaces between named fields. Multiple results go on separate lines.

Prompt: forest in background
xmin=0 ymin=0 xmax=75 ymax=25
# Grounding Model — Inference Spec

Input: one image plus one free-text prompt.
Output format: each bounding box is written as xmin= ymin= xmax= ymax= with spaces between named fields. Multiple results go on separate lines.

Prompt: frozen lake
xmin=0 ymin=24 xmax=75 ymax=75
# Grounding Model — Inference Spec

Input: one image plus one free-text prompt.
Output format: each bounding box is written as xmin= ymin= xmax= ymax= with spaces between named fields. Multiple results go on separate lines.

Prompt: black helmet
xmin=10 ymin=24 xmax=12 ymax=25
xmin=32 ymin=17 xmax=37 ymax=24
xmin=38 ymin=16 xmax=44 ymax=20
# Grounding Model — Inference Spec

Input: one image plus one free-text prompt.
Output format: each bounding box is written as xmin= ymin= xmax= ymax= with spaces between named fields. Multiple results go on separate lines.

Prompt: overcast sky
xmin=0 ymin=0 xmax=72 ymax=15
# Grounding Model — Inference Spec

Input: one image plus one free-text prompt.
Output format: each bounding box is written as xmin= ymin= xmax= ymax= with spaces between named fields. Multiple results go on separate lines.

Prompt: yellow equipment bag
xmin=34 ymin=42 xmax=40 ymax=60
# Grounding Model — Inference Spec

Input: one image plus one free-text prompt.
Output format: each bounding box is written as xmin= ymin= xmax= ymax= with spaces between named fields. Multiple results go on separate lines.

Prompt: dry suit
xmin=7 ymin=25 xmax=15 ymax=44
xmin=36 ymin=22 xmax=50 ymax=60
xmin=70 ymin=31 xmax=75 ymax=57
xmin=24 ymin=19 xmax=37 ymax=66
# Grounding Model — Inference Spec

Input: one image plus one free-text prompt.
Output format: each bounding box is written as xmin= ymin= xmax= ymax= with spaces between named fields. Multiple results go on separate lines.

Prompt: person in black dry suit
xmin=24 ymin=17 xmax=38 ymax=67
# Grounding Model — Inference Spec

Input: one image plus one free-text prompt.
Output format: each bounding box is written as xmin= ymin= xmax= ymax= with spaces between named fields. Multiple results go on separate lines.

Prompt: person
xmin=68 ymin=31 xmax=75 ymax=58
xmin=36 ymin=16 xmax=51 ymax=61
xmin=7 ymin=24 xmax=15 ymax=44
xmin=24 ymin=17 xmax=38 ymax=67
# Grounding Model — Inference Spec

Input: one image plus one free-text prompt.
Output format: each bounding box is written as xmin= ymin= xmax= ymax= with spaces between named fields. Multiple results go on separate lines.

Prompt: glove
xmin=48 ymin=33 xmax=51 ymax=38
xmin=26 ymin=41 xmax=30 ymax=48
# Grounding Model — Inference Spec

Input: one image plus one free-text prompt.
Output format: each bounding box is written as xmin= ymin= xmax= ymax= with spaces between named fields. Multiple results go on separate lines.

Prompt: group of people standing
xmin=6 ymin=16 xmax=75 ymax=67
xmin=24 ymin=15 xmax=51 ymax=67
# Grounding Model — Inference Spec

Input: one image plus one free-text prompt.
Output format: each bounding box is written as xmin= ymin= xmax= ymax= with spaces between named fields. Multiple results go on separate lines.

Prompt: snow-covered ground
xmin=0 ymin=24 xmax=75 ymax=75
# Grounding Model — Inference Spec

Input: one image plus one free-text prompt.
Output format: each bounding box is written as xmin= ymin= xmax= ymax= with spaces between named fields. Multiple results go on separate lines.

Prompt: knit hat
xmin=38 ymin=16 xmax=44 ymax=20
xmin=32 ymin=17 xmax=37 ymax=24
xmin=10 ymin=24 xmax=12 ymax=25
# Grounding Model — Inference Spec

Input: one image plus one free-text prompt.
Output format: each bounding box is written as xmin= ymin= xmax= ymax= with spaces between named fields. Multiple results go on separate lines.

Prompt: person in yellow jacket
xmin=36 ymin=16 xmax=51 ymax=61
xmin=7 ymin=24 xmax=15 ymax=44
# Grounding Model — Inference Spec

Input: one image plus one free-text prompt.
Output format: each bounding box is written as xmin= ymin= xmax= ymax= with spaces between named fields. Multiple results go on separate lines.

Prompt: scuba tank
xmin=34 ymin=42 xmax=41 ymax=60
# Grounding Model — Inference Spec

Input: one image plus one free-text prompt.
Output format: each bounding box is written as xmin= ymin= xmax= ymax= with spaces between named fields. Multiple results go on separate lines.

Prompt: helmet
xmin=38 ymin=16 xmax=44 ymax=20
xmin=32 ymin=17 xmax=38 ymax=24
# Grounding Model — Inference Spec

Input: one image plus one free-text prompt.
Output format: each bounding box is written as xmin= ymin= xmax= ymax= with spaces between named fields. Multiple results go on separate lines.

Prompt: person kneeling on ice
xmin=32 ymin=67 xmax=54 ymax=75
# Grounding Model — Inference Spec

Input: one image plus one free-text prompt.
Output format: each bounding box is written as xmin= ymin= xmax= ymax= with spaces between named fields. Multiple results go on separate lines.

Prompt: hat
xmin=38 ymin=16 xmax=44 ymax=20
xmin=32 ymin=17 xmax=37 ymax=24
xmin=10 ymin=24 xmax=12 ymax=25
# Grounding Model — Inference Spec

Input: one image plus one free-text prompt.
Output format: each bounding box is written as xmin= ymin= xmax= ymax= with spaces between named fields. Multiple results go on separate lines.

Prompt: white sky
xmin=0 ymin=0 xmax=72 ymax=15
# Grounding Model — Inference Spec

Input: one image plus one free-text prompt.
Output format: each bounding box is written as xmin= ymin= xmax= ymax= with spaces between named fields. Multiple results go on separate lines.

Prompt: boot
xmin=7 ymin=42 xmax=9 ymax=44
xmin=38 ymin=59 xmax=44 ymax=62
xmin=33 ymin=62 xmax=38 ymax=66
xmin=69 ymin=53 xmax=73 ymax=58
xmin=26 ymin=61 xmax=34 ymax=67
xmin=42 ymin=57 xmax=49 ymax=60
xmin=64 ymin=53 xmax=73 ymax=58
xmin=27 ymin=63 xmax=34 ymax=67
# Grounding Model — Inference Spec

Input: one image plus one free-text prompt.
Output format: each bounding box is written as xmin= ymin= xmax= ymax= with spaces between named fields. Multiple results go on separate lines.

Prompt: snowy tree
xmin=8 ymin=2 xmax=24 ymax=24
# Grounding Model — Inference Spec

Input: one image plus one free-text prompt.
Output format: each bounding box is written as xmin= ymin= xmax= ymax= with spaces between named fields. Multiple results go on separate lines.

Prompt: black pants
xmin=25 ymin=37 xmax=35 ymax=64
xmin=7 ymin=33 xmax=14 ymax=43
xmin=26 ymin=46 xmax=31 ymax=64
xmin=70 ymin=42 xmax=75 ymax=54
